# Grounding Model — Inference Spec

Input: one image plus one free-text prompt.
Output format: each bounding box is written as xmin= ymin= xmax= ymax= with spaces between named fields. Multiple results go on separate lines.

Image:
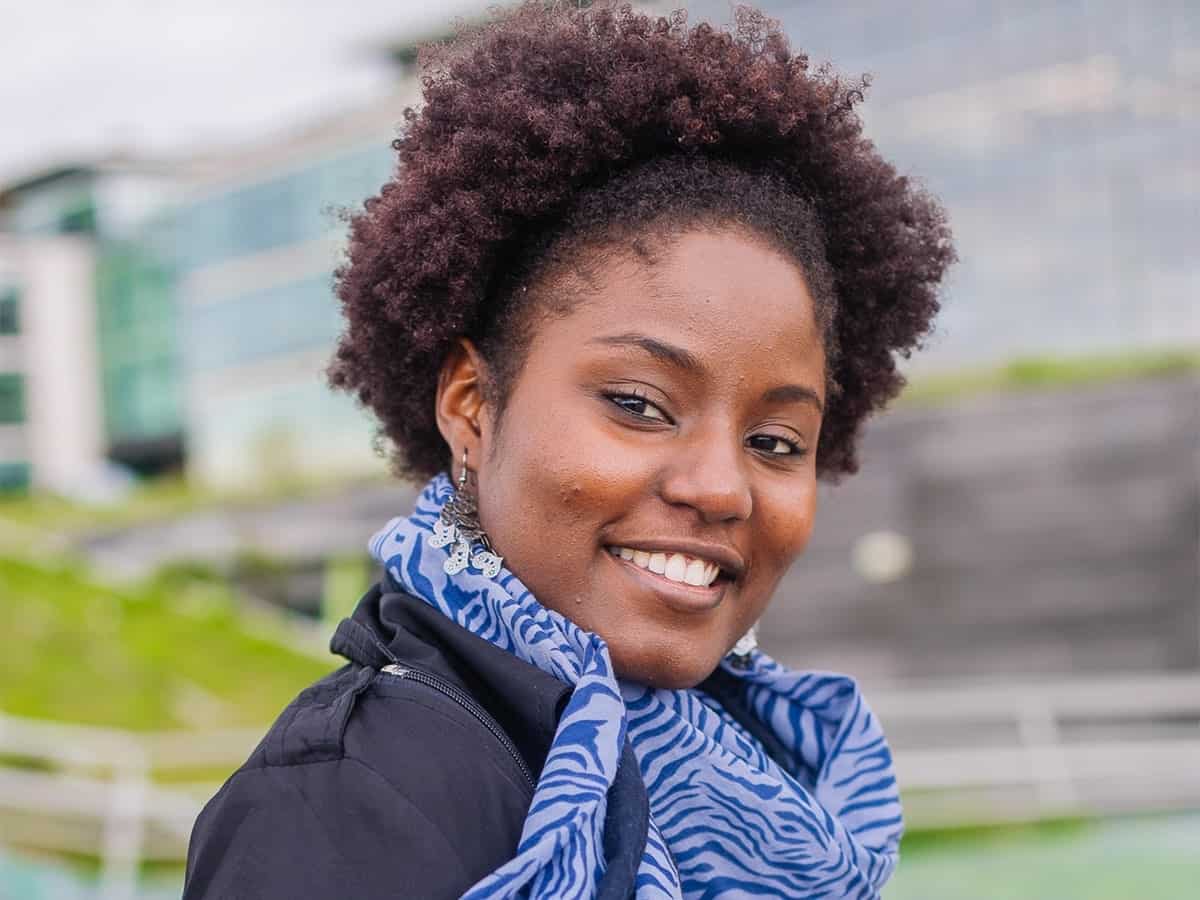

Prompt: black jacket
xmin=184 ymin=579 xmax=783 ymax=899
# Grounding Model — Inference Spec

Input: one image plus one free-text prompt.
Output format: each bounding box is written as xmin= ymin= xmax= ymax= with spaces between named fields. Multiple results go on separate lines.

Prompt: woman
xmin=184 ymin=3 xmax=953 ymax=898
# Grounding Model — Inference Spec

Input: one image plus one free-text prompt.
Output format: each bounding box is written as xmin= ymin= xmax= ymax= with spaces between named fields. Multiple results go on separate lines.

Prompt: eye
xmin=747 ymin=434 xmax=804 ymax=456
xmin=607 ymin=393 xmax=671 ymax=423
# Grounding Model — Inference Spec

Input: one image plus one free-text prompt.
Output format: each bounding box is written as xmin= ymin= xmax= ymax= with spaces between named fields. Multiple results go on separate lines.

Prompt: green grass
xmin=0 ymin=469 xmax=392 ymax=546
xmin=0 ymin=556 xmax=333 ymax=732
xmin=899 ymin=814 xmax=1091 ymax=854
xmin=900 ymin=346 xmax=1200 ymax=406
xmin=889 ymin=813 xmax=1200 ymax=899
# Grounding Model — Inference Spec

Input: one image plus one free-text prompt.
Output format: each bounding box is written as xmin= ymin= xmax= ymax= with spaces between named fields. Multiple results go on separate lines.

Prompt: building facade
xmin=167 ymin=88 xmax=415 ymax=488
xmin=0 ymin=164 xmax=182 ymax=492
xmin=4 ymin=2 xmax=1196 ymax=492
xmin=689 ymin=0 xmax=1199 ymax=369
xmin=0 ymin=233 xmax=104 ymax=493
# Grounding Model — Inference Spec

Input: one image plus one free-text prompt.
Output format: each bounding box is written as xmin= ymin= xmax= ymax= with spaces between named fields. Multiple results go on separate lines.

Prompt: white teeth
xmin=610 ymin=546 xmax=721 ymax=587
xmin=683 ymin=558 xmax=707 ymax=586
xmin=664 ymin=554 xmax=687 ymax=581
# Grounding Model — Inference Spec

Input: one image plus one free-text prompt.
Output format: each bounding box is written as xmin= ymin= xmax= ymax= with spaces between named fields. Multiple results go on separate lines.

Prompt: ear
xmin=435 ymin=338 xmax=490 ymax=477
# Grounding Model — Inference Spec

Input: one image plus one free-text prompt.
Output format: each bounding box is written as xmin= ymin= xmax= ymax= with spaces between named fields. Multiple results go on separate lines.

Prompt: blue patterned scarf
xmin=370 ymin=475 xmax=903 ymax=899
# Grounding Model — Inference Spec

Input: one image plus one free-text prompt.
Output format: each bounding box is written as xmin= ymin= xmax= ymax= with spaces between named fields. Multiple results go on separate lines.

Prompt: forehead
xmin=535 ymin=228 xmax=826 ymax=390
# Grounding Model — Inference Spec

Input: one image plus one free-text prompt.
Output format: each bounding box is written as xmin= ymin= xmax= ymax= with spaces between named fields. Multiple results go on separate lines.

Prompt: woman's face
xmin=451 ymin=226 xmax=826 ymax=689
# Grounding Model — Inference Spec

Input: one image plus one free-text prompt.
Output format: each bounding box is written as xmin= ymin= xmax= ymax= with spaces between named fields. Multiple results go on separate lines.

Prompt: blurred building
xmin=0 ymin=163 xmax=178 ymax=493
xmin=0 ymin=96 xmax=418 ymax=492
xmin=166 ymin=87 xmax=415 ymax=487
xmin=689 ymin=0 xmax=1199 ymax=369
xmin=161 ymin=0 xmax=1196 ymax=486
xmin=5 ymin=1 xmax=1194 ymax=493
xmin=0 ymin=232 xmax=100 ymax=493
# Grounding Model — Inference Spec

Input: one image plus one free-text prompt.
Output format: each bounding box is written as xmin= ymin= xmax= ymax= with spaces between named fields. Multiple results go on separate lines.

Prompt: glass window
xmin=0 ymin=289 xmax=18 ymax=335
xmin=169 ymin=143 xmax=395 ymax=272
xmin=0 ymin=461 xmax=31 ymax=492
xmin=58 ymin=201 xmax=97 ymax=234
xmin=184 ymin=274 xmax=342 ymax=373
xmin=0 ymin=373 xmax=26 ymax=424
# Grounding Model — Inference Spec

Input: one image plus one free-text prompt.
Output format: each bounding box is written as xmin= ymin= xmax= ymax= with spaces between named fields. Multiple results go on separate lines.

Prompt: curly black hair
xmin=330 ymin=1 xmax=954 ymax=482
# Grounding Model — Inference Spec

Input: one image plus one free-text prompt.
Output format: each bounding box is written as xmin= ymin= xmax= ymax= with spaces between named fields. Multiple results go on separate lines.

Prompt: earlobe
xmin=435 ymin=338 xmax=489 ymax=462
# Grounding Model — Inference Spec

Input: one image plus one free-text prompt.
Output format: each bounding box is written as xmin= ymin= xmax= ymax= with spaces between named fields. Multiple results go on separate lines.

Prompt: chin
xmin=610 ymin=643 xmax=724 ymax=691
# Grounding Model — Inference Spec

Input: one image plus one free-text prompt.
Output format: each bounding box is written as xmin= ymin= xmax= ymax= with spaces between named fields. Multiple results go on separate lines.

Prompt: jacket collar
xmin=331 ymin=578 xmax=573 ymax=781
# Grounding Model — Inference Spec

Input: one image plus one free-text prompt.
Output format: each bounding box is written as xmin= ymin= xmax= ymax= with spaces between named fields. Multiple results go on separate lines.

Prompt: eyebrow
xmin=589 ymin=332 xmax=704 ymax=375
xmin=590 ymin=331 xmax=824 ymax=413
xmin=762 ymin=383 xmax=824 ymax=413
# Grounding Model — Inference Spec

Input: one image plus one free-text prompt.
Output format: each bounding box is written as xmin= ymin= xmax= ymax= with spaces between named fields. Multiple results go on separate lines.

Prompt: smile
xmin=606 ymin=546 xmax=722 ymax=587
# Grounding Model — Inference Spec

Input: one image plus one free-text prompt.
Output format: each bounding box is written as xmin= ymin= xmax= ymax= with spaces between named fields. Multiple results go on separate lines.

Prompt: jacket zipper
xmin=379 ymin=663 xmax=536 ymax=789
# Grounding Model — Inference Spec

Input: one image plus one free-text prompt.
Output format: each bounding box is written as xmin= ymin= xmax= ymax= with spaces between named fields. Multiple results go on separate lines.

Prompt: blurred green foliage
xmin=0 ymin=470 xmax=390 ymax=540
xmin=901 ymin=346 xmax=1200 ymax=406
xmin=0 ymin=476 xmax=213 ymax=535
xmin=898 ymin=815 xmax=1090 ymax=853
xmin=0 ymin=556 xmax=333 ymax=731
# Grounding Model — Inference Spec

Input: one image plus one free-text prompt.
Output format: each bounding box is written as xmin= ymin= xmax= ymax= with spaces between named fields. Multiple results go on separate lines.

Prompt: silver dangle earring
xmin=429 ymin=449 xmax=503 ymax=578
xmin=727 ymin=623 xmax=759 ymax=669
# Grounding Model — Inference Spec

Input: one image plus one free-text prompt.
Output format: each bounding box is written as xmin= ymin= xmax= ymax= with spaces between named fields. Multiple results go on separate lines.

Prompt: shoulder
xmin=184 ymin=664 xmax=532 ymax=900
xmin=241 ymin=663 xmax=534 ymax=798
xmin=342 ymin=664 xmax=537 ymax=816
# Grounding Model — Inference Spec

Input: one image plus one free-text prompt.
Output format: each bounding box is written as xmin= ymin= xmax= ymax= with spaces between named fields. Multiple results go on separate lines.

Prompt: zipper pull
xmin=381 ymin=664 xmax=410 ymax=677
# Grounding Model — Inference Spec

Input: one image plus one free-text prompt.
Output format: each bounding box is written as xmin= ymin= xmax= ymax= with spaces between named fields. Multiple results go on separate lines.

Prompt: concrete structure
xmin=0 ymin=235 xmax=105 ymax=493
xmin=763 ymin=373 xmax=1200 ymax=682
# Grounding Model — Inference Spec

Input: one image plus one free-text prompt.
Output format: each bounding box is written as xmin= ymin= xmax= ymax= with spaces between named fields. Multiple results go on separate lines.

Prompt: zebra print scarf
xmin=370 ymin=474 xmax=903 ymax=899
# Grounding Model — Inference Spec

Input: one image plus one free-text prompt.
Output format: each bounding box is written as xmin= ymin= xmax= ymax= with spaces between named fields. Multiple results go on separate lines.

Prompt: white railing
xmin=0 ymin=714 xmax=263 ymax=900
xmin=870 ymin=672 xmax=1200 ymax=826
xmin=2 ymin=672 xmax=1199 ymax=896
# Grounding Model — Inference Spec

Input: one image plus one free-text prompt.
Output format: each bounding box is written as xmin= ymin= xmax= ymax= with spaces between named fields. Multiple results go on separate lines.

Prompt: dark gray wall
xmin=762 ymin=374 xmax=1200 ymax=681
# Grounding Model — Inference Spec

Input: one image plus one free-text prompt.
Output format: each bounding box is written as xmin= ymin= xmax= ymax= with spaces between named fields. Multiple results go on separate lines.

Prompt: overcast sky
xmin=0 ymin=0 xmax=492 ymax=182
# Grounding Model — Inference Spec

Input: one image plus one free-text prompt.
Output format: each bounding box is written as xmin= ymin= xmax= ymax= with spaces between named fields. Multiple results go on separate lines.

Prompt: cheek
xmin=480 ymin=402 xmax=650 ymax=560
xmin=755 ymin=484 xmax=818 ymax=579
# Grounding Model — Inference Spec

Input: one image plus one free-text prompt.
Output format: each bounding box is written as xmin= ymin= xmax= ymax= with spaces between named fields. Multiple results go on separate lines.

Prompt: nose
xmin=658 ymin=428 xmax=753 ymax=523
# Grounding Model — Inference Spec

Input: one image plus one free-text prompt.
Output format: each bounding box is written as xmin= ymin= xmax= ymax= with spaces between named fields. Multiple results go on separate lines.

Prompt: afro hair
xmin=329 ymin=1 xmax=955 ymax=481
